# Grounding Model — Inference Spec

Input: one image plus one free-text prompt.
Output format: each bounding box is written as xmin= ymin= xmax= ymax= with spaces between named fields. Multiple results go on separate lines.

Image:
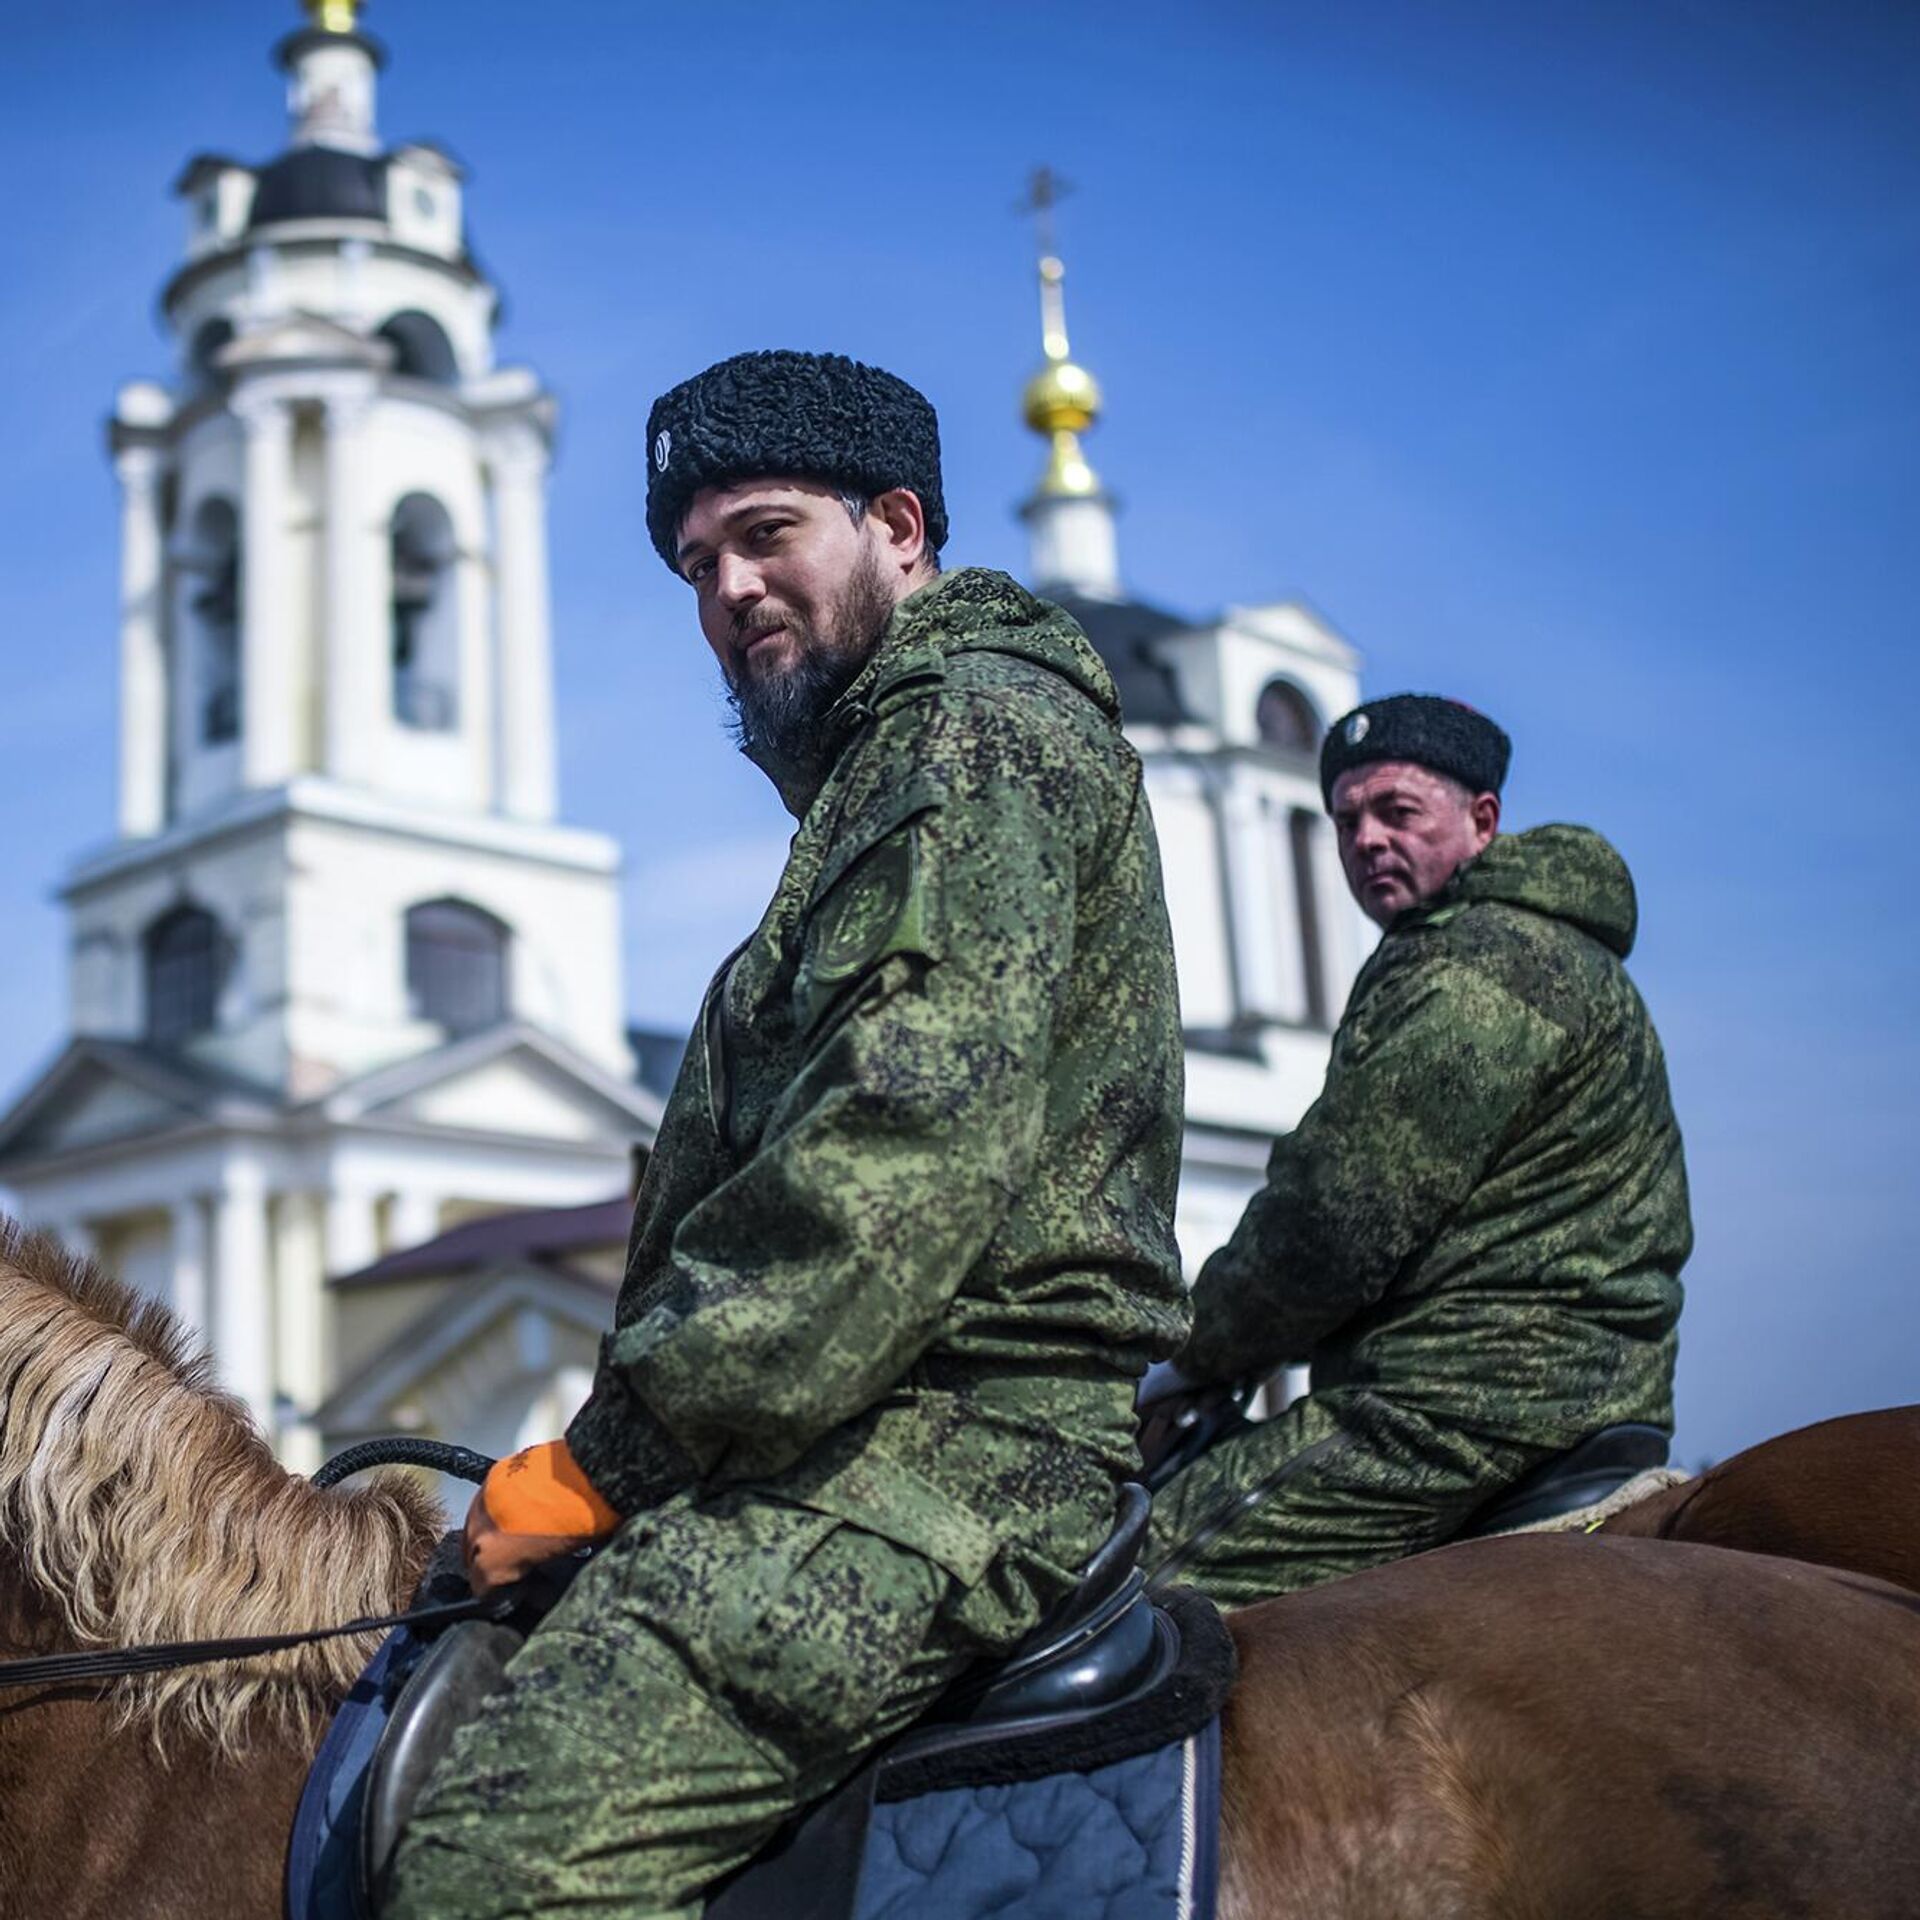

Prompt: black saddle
xmin=1457 ymin=1423 xmax=1671 ymax=1538
xmin=360 ymin=1485 xmax=1184 ymax=1920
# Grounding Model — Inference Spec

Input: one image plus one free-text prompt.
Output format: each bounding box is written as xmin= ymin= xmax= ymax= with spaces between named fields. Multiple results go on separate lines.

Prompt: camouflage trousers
xmin=381 ymin=1492 xmax=986 ymax=1920
xmin=1144 ymin=1387 xmax=1545 ymax=1607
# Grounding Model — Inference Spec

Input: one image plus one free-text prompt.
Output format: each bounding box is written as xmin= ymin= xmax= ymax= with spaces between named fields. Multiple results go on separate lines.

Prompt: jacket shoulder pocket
xmin=794 ymin=791 xmax=943 ymax=1037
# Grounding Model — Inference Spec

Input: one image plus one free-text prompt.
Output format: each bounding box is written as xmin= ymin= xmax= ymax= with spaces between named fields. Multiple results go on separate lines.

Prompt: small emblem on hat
xmin=653 ymin=430 xmax=672 ymax=473
xmin=1346 ymin=712 xmax=1371 ymax=745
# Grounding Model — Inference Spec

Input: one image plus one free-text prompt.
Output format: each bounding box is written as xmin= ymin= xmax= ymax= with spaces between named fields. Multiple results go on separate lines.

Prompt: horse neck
xmin=0 ymin=1678 xmax=314 ymax=1920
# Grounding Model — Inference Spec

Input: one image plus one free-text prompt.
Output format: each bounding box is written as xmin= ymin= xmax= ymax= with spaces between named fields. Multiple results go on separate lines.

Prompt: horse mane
xmin=0 ymin=1222 xmax=443 ymax=1755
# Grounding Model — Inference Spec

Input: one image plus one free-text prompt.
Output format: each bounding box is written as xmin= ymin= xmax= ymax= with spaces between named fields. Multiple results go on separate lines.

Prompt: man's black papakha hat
xmin=1319 ymin=692 xmax=1512 ymax=806
xmin=644 ymin=350 xmax=948 ymax=571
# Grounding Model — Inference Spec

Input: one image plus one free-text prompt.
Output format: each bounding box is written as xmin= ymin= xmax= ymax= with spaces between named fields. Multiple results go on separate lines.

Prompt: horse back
xmin=1600 ymin=1404 xmax=1920 ymax=1595
xmin=1214 ymin=1533 xmax=1920 ymax=1920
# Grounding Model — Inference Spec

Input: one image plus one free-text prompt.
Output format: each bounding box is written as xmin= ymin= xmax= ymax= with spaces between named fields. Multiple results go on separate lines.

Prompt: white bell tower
xmin=0 ymin=1 xmax=654 ymax=1463
xmin=93 ymin=0 xmax=621 ymax=1093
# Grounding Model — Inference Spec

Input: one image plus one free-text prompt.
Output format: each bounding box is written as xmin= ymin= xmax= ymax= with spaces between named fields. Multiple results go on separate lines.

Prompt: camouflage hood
xmin=1446 ymin=824 xmax=1639 ymax=959
xmin=761 ymin=568 xmax=1122 ymax=815
xmin=871 ymin=568 xmax=1122 ymax=720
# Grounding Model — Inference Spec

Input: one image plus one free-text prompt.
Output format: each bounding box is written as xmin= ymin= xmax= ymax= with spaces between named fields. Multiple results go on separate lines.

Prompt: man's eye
xmin=686 ymin=558 xmax=714 ymax=585
xmin=750 ymin=520 xmax=786 ymax=545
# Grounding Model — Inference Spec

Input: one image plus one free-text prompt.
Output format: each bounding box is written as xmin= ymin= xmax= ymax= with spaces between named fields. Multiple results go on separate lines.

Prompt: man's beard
xmin=724 ymin=548 xmax=896 ymax=784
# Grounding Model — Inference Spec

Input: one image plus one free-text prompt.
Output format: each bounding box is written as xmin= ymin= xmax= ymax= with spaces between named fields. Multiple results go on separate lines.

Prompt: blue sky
xmin=1 ymin=1 xmax=1915 ymax=1463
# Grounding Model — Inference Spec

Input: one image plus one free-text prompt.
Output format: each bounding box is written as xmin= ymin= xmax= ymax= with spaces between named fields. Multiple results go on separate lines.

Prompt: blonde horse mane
xmin=0 ymin=1222 xmax=443 ymax=1755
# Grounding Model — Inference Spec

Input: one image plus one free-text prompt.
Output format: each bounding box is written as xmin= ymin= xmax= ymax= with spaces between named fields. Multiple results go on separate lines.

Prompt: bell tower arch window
xmin=390 ymin=493 xmax=459 ymax=731
xmin=1256 ymin=678 xmax=1320 ymax=758
xmin=376 ymin=311 xmax=459 ymax=385
xmin=187 ymin=317 xmax=234 ymax=387
xmin=181 ymin=497 xmax=241 ymax=744
xmin=144 ymin=904 xmax=227 ymax=1045
xmin=406 ymin=899 xmax=508 ymax=1035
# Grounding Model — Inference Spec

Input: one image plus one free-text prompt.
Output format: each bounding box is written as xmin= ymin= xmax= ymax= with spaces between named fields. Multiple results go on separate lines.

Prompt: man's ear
xmin=1470 ymin=791 xmax=1502 ymax=851
xmin=870 ymin=488 xmax=929 ymax=578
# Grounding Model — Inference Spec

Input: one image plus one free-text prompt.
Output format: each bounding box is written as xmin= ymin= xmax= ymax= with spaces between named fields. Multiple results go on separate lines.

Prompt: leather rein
xmin=0 ymin=1438 xmax=502 ymax=1696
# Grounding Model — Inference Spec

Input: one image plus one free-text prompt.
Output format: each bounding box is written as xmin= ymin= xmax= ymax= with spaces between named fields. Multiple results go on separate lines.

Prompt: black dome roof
xmin=1047 ymin=591 xmax=1194 ymax=727
xmin=248 ymin=147 xmax=386 ymax=229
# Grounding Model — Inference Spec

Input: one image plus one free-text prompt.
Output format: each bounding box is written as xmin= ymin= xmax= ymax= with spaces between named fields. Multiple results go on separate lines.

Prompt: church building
xmin=0 ymin=3 xmax=1365 ymax=1470
xmin=0 ymin=2 xmax=657 ymax=1468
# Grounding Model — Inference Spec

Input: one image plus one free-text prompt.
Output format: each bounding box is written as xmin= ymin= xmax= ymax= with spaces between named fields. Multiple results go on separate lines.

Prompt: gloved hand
xmin=1135 ymin=1366 xmax=1254 ymax=1490
xmin=464 ymin=1438 xmax=621 ymax=1595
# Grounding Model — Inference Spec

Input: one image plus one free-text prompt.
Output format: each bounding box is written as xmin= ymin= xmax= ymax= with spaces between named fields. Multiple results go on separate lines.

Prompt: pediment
xmin=326 ymin=1024 xmax=660 ymax=1146
xmin=218 ymin=312 xmax=393 ymax=374
xmin=319 ymin=1267 xmax=612 ymax=1458
xmin=388 ymin=1052 xmax=622 ymax=1141
xmin=0 ymin=1042 xmax=252 ymax=1168
xmin=15 ymin=1066 xmax=190 ymax=1155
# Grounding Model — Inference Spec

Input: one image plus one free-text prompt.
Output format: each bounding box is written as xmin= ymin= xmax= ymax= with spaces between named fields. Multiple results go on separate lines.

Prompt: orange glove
xmin=483 ymin=1438 xmax=621 ymax=1538
xmin=464 ymin=1438 xmax=620 ymax=1594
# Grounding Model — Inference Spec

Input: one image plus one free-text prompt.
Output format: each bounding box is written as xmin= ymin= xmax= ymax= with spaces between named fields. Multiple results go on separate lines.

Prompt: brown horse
xmin=1 ymin=1227 xmax=1915 ymax=1920
xmin=1598 ymin=1403 xmax=1920 ymax=1593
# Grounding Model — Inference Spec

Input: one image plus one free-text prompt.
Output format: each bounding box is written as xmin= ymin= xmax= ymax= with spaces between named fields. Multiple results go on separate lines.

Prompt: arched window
xmin=376 ymin=310 xmax=459 ymax=385
xmin=187 ymin=317 xmax=234 ymax=385
xmin=144 ymin=905 xmax=226 ymax=1045
xmin=1256 ymin=679 xmax=1319 ymax=757
xmin=390 ymin=493 xmax=459 ymax=730
xmin=406 ymin=899 xmax=508 ymax=1035
xmin=180 ymin=498 xmax=241 ymax=744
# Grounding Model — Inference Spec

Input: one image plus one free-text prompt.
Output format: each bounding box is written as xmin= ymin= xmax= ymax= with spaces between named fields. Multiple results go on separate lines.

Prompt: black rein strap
xmin=0 ymin=1590 xmax=518 ymax=1694
xmin=0 ymin=1435 xmax=506 ymax=1696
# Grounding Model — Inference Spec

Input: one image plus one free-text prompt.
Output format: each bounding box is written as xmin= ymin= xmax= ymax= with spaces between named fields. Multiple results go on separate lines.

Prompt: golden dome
xmin=1023 ymin=358 xmax=1104 ymax=437
xmin=304 ymin=0 xmax=364 ymax=32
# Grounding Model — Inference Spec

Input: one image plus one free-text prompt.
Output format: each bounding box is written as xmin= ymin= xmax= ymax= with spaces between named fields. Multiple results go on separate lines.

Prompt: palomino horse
xmin=0 ymin=1227 xmax=1914 ymax=1920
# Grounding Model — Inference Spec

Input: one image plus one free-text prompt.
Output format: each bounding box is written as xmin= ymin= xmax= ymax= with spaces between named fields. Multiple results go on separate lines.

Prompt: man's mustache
xmin=726 ymin=607 xmax=799 ymax=682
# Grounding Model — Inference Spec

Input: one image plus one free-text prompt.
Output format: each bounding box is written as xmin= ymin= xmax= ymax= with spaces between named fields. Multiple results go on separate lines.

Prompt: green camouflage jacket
xmin=1183 ymin=825 xmax=1690 ymax=1449
xmin=568 ymin=568 xmax=1188 ymax=1589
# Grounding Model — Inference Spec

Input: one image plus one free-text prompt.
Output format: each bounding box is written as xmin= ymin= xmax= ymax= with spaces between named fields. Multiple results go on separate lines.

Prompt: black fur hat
xmin=644 ymin=350 xmax=947 ymax=571
xmin=1319 ymin=693 xmax=1512 ymax=806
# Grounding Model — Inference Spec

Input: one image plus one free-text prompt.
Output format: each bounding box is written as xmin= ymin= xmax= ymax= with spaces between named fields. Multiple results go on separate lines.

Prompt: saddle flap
xmin=360 ymin=1619 xmax=526 ymax=1906
xmin=703 ymin=1766 xmax=879 ymax=1920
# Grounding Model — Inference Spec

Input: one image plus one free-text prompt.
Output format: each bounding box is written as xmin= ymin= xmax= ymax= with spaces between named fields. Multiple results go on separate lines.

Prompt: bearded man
xmin=385 ymin=351 xmax=1187 ymax=1919
xmin=1143 ymin=694 xmax=1692 ymax=1605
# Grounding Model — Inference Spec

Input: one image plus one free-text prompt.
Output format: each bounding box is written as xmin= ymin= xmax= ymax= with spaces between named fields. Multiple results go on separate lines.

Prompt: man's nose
xmin=1350 ymin=814 xmax=1388 ymax=854
xmin=714 ymin=552 xmax=764 ymax=608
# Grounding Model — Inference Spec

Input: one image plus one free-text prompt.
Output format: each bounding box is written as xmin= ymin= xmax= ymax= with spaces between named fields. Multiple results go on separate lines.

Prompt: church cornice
xmin=160 ymin=228 xmax=491 ymax=324
xmin=63 ymin=779 xmax=620 ymax=906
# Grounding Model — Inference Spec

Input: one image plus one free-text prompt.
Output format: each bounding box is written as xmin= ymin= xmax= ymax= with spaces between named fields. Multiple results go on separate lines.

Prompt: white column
xmin=321 ymin=389 xmax=382 ymax=785
xmin=170 ymin=1196 xmax=209 ymax=1342
xmin=1267 ymin=797 xmax=1312 ymax=1021
xmin=236 ymin=395 xmax=297 ymax=789
xmin=1219 ymin=778 xmax=1289 ymax=1024
xmin=212 ymin=1163 xmax=275 ymax=1434
xmin=272 ymin=1194 xmax=327 ymax=1476
xmin=388 ymin=1189 xmax=443 ymax=1253
xmin=115 ymin=445 xmax=169 ymax=837
xmin=455 ymin=540 xmax=496 ymax=811
xmin=489 ymin=430 xmax=558 ymax=822
xmin=1309 ymin=810 xmax=1370 ymax=1007
xmin=324 ymin=1183 xmax=380 ymax=1280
